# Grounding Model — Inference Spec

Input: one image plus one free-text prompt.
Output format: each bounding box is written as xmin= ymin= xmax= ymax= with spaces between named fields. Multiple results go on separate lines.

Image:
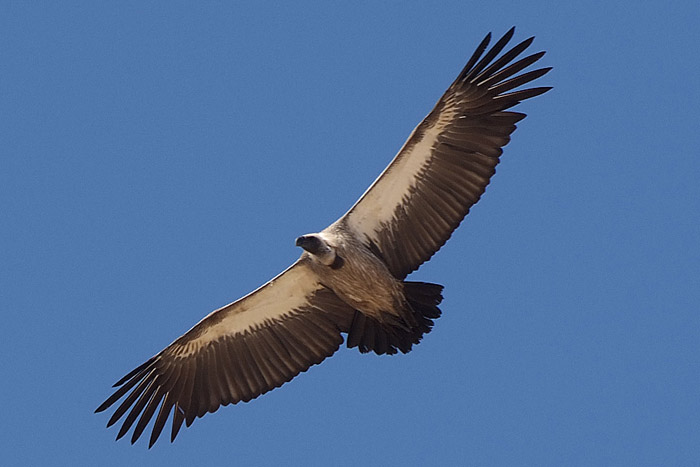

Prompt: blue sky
xmin=2 ymin=2 xmax=699 ymax=466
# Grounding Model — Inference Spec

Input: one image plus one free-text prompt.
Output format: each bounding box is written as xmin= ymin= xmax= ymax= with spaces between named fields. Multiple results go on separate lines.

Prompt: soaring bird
xmin=97 ymin=27 xmax=551 ymax=447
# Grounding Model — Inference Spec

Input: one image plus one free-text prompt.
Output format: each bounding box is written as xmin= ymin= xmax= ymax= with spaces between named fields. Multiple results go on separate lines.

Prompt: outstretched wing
xmin=337 ymin=27 xmax=551 ymax=279
xmin=95 ymin=259 xmax=355 ymax=447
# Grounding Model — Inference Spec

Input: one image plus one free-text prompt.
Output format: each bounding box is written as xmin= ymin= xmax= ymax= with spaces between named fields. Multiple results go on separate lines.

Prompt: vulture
xmin=97 ymin=27 xmax=551 ymax=447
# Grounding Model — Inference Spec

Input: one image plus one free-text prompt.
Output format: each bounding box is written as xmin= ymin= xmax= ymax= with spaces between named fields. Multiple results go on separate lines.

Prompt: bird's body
xmin=303 ymin=226 xmax=407 ymax=325
xmin=97 ymin=27 xmax=551 ymax=447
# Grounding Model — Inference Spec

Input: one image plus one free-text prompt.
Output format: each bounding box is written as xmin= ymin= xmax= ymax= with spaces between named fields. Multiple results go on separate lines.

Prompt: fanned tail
xmin=346 ymin=281 xmax=443 ymax=355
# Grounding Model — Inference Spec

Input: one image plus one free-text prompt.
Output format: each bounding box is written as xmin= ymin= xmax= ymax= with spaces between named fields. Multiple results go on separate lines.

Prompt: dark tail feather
xmin=346 ymin=281 xmax=443 ymax=356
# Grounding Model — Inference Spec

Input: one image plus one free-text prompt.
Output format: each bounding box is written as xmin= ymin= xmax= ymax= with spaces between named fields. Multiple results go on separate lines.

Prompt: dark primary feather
xmin=343 ymin=27 xmax=551 ymax=279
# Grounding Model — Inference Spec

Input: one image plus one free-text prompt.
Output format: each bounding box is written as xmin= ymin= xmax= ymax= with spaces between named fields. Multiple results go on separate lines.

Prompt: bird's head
xmin=296 ymin=234 xmax=337 ymax=266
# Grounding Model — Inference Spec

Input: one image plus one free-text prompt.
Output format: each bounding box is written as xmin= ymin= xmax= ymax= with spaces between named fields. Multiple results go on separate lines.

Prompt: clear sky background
xmin=2 ymin=2 xmax=699 ymax=466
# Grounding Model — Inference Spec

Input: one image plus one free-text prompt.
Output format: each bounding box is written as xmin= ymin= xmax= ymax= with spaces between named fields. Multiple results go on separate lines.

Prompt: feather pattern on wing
xmin=95 ymin=260 xmax=355 ymax=447
xmin=340 ymin=27 xmax=551 ymax=279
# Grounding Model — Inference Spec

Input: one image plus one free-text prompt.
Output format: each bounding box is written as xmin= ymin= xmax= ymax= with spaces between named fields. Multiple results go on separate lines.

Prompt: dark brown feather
xmin=96 ymin=286 xmax=354 ymax=447
xmin=345 ymin=28 xmax=550 ymax=279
